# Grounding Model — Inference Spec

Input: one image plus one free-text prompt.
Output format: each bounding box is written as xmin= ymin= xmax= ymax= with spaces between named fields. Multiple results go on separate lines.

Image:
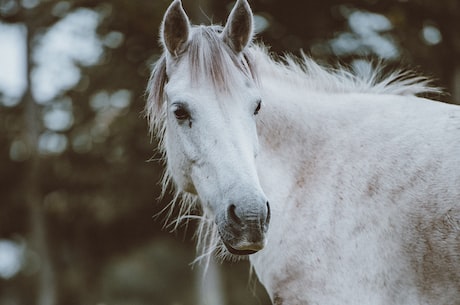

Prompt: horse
xmin=146 ymin=0 xmax=460 ymax=304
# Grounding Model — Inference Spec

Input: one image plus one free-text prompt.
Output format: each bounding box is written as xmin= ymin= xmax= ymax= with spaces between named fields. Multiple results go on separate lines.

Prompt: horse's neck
xmin=255 ymin=79 xmax=332 ymax=203
xmin=255 ymin=76 xmax=381 ymax=208
xmin=254 ymin=74 xmax=443 ymax=211
xmin=256 ymin=77 xmax=341 ymax=170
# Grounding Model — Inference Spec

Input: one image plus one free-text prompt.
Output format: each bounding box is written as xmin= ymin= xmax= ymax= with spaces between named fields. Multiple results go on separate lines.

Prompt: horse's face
xmin=159 ymin=0 xmax=270 ymax=255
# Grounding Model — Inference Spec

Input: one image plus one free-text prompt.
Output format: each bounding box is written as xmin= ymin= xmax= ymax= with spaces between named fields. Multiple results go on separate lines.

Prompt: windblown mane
xmin=145 ymin=23 xmax=441 ymax=263
xmin=147 ymin=25 xmax=440 ymax=132
xmin=250 ymin=45 xmax=440 ymax=97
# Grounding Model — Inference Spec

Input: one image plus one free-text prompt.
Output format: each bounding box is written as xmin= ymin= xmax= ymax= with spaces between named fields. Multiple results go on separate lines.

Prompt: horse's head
xmin=150 ymin=0 xmax=270 ymax=255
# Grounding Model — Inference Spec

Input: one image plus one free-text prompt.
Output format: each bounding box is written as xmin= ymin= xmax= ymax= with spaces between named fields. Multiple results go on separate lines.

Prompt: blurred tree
xmin=243 ymin=0 xmax=459 ymax=103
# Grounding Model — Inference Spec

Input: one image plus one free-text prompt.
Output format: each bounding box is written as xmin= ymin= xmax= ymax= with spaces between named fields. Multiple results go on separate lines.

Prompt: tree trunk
xmin=196 ymin=257 xmax=226 ymax=305
xmin=23 ymin=24 xmax=57 ymax=305
xmin=452 ymin=65 xmax=460 ymax=105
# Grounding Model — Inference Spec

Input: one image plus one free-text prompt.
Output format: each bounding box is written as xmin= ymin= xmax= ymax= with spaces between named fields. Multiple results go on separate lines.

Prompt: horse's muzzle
xmin=216 ymin=200 xmax=271 ymax=255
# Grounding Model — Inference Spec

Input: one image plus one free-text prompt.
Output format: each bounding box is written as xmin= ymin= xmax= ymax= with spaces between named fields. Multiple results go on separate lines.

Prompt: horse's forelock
xmin=187 ymin=26 xmax=255 ymax=92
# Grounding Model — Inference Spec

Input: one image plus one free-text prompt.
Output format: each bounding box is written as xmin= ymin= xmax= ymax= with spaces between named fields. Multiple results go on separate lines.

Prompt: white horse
xmin=146 ymin=0 xmax=460 ymax=304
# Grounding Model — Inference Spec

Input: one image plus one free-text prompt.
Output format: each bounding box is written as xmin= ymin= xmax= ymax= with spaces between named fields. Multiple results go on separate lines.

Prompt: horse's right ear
xmin=161 ymin=0 xmax=190 ymax=57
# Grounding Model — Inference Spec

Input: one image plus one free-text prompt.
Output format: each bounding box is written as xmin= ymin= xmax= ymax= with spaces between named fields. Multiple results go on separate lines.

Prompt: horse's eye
xmin=254 ymin=100 xmax=262 ymax=115
xmin=174 ymin=106 xmax=190 ymax=120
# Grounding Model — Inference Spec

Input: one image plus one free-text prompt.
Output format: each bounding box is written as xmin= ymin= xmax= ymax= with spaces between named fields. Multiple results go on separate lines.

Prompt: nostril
xmin=228 ymin=204 xmax=242 ymax=225
xmin=265 ymin=201 xmax=271 ymax=226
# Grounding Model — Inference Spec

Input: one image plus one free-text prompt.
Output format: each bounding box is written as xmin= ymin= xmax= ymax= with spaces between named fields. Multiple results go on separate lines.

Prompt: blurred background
xmin=0 ymin=0 xmax=459 ymax=304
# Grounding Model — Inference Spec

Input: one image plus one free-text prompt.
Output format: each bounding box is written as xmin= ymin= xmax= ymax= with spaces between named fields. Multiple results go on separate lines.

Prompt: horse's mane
xmin=145 ymin=24 xmax=441 ymax=264
xmin=147 ymin=25 xmax=440 ymax=131
xmin=250 ymin=44 xmax=440 ymax=97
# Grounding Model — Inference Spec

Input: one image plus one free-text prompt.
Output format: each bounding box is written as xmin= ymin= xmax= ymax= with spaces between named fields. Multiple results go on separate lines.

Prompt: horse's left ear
xmin=222 ymin=0 xmax=254 ymax=53
xmin=161 ymin=0 xmax=191 ymax=57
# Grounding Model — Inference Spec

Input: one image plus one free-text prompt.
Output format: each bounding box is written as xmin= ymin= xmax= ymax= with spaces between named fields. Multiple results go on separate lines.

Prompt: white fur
xmin=252 ymin=73 xmax=460 ymax=304
xmin=147 ymin=1 xmax=460 ymax=304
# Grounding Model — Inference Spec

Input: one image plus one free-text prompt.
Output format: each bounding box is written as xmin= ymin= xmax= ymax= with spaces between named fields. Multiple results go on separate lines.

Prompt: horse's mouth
xmin=217 ymin=223 xmax=268 ymax=256
xmin=222 ymin=240 xmax=259 ymax=256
